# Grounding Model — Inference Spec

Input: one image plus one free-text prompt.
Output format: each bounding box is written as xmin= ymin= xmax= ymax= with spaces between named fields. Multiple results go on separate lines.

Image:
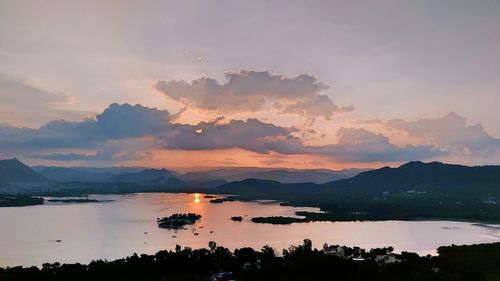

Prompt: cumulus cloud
xmin=386 ymin=112 xmax=500 ymax=156
xmin=95 ymin=103 xmax=174 ymax=139
xmin=0 ymin=104 xmax=173 ymax=161
xmin=155 ymin=70 xmax=352 ymax=120
xmin=0 ymin=103 xmax=175 ymax=151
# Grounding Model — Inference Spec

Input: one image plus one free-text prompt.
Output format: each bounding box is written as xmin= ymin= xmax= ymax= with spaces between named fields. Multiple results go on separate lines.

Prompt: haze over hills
xmin=109 ymin=168 xmax=175 ymax=185
xmin=3 ymin=158 xmax=500 ymax=204
xmin=33 ymin=164 xmax=367 ymax=185
xmin=178 ymin=167 xmax=367 ymax=184
xmin=33 ymin=166 xmax=144 ymax=182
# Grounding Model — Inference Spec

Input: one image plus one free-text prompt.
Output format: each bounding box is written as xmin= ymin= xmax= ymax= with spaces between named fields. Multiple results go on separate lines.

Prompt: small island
xmin=0 ymin=195 xmax=44 ymax=207
xmin=251 ymin=216 xmax=309 ymax=224
xmin=230 ymin=216 xmax=243 ymax=221
xmin=47 ymin=198 xmax=102 ymax=203
xmin=250 ymin=211 xmax=382 ymax=225
xmin=209 ymin=195 xmax=239 ymax=204
xmin=157 ymin=213 xmax=202 ymax=229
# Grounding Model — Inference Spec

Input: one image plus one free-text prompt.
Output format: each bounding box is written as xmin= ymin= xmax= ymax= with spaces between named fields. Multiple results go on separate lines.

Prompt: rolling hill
xmin=0 ymin=158 xmax=49 ymax=184
xmin=326 ymin=161 xmax=500 ymax=196
xmin=213 ymin=161 xmax=500 ymax=200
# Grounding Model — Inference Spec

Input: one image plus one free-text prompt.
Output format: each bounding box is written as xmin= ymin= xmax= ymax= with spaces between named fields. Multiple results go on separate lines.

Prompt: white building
xmin=323 ymin=243 xmax=345 ymax=257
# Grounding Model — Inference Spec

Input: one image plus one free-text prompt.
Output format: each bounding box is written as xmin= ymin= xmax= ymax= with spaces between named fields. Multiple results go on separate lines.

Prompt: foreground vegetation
xmin=1 ymin=241 xmax=500 ymax=281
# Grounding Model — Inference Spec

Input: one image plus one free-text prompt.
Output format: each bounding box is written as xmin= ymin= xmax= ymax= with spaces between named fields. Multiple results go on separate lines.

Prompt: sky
xmin=0 ymin=0 xmax=499 ymax=169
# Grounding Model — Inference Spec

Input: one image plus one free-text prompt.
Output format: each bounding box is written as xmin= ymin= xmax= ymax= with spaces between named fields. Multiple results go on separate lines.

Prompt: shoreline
xmin=4 ymin=191 xmax=500 ymax=225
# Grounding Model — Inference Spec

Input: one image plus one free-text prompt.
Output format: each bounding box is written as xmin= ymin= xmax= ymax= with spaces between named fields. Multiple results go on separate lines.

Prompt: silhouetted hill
xmin=109 ymin=169 xmax=176 ymax=185
xmin=212 ymin=161 xmax=500 ymax=200
xmin=212 ymin=162 xmax=500 ymax=222
xmin=214 ymin=178 xmax=322 ymax=198
xmin=0 ymin=159 xmax=49 ymax=184
xmin=327 ymin=161 xmax=500 ymax=196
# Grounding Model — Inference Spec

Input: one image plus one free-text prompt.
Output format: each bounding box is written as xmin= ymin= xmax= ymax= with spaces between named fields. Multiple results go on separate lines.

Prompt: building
xmin=323 ymin=243 xmax=345 ymax=257
xmin=375 ymin=253 xmax=398 ymax=264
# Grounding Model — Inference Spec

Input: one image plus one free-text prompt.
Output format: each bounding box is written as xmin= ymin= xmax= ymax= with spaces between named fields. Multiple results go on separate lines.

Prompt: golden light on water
xmin=194 ymin=193 xmax=200 ymax=203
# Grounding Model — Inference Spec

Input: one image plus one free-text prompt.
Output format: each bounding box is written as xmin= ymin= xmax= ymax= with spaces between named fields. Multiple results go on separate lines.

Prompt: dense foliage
xmin=2 ymin=241 xmax=500 ymax=281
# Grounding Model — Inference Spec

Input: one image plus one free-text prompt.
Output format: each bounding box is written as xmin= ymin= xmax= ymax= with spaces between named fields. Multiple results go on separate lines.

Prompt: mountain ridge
xmin=0 ymin=158 xmax=49 ymax=184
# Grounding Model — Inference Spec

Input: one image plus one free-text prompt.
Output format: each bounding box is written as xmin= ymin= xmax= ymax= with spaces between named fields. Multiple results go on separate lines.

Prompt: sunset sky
xmin=1 ymin=0 xmax=499 ymax=169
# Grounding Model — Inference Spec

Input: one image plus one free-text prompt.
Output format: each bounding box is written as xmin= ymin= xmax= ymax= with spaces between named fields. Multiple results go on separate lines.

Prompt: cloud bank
xmin=0 ymin=103 xmax=446 ymax=164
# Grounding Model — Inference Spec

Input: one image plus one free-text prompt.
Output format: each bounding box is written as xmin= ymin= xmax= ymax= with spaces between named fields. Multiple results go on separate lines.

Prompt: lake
xmin=1 ymin=193 xmax=499 ymax=267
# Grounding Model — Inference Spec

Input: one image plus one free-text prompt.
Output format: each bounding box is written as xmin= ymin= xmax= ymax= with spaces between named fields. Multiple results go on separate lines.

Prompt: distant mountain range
xmin=32 ymin=166 xmax=144 ymax=182
xmin=3 ymin=158 xmax=500 ymax=221
xmin=179 ymin=167 xmax=367 ymax=184
xmin=4 ymin=159 xmax=500 ymax=223
xmin=213 ymin=161 xmax=500 ymax=200
xmin=3 ymin=159 xmax=500 ymax=203
xmin=32 ymin=164 xmax=367 ymax=185
xmin=3 ymin=159 xmax=363 ymax=192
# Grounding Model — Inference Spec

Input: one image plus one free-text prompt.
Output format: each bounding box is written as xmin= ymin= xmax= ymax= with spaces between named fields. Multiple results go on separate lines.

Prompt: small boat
xmin=172 ymin=235 xmax=176 ymax=238
xmin=144 ymin=232 xmax=148 ymax=234
xmin=194 ymin=233 xmax=199 ymax=235
xmin=56 ymin=240 xmax=62 ymax=242
xmin=210 ymin=231 xmax=214 ymax=233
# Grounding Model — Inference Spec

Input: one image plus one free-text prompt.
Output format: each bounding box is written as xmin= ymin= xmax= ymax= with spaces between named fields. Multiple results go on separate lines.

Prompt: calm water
xmin=1 ymin=193 xmax=499 ymax=267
